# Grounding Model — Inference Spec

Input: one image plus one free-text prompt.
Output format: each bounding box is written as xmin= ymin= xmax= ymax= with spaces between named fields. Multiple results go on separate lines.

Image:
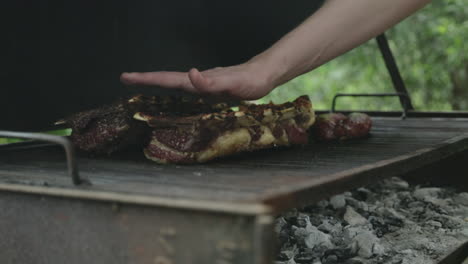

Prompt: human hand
xmin=120 ymin=61 xmax=277 ymax=100
xmin=121 ymin=0 xmax=429 ymax=101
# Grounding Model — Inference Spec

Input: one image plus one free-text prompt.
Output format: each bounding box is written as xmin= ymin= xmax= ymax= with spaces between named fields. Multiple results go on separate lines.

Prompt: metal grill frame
xmin=1 ymin=117 xmax=468 ymax=263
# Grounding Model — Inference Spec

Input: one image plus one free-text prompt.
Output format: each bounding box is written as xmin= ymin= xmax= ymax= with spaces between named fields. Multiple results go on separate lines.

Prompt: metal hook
xmin=0 ymin=131 xmax=91 ymax=186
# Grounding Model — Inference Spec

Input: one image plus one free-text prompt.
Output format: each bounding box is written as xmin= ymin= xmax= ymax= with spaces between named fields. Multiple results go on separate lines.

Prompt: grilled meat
xmin=56 ymin=98 xmax=146 ymax=154
xmin=57 ymin=95 xmax=231 ymax=154
xmin=135 ymin=95 xmax=315 ymax=164
xmin=61 ymin=94 xmax=372 ymax=164
xmin=313 ymin=112 xmax=372 ymax=141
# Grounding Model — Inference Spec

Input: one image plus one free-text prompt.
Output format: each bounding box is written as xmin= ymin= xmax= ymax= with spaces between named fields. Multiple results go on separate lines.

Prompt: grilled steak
xmin=135 ymin=95 xmax=315 ymax=164
xmin=57 ymin=95 xmax=231 ymax=154
xmin=60 ymin=94 xmax=372 ymax=164
xmin=313 ymin=112 xmax=372 ymax=141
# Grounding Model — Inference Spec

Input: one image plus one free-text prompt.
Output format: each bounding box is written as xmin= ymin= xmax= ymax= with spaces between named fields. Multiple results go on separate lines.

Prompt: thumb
xmin=188 ymin=68 xmax=214 ymax=92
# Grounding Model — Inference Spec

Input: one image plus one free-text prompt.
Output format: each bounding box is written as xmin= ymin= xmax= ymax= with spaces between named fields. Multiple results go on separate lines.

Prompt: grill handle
xmin=0 ymin=131 xmax=90 ymax=186
xmin=331 ymin=93 xmax=410 ymax=119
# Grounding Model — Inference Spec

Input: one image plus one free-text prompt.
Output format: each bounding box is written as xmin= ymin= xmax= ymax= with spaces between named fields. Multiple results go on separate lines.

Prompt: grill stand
xmin=376 ymin=33 xmax=415 ymax=110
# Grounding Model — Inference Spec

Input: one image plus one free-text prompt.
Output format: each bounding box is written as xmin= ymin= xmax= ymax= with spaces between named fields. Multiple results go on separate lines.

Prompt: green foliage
xmin=0 ymin=138 xmax=21 ymax=144
xmin=261 ymin=2 xmax=468 ymax=111
xmin=0 ymin=129 xmax=71 ymax=145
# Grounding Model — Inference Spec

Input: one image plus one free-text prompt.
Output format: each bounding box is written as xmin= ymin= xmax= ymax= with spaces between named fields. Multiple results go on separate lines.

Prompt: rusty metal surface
xmin=0 ymin=118 xmax=468 ymax=214
xmin=0 ymin=191 xmax=273 ymax=264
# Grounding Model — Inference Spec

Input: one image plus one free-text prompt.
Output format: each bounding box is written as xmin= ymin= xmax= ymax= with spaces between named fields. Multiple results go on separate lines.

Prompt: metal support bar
xmin=376 ymin=33 xmax=415 ymax=110
xmin=0 ymin=131 xmax=90 ymax=186
xmin=331 ymin=93 xmax=411 ymax=119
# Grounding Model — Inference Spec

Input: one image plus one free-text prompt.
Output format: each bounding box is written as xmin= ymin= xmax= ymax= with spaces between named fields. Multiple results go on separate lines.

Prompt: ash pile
xmin=275 ymin=177 xmax=468 ymax=264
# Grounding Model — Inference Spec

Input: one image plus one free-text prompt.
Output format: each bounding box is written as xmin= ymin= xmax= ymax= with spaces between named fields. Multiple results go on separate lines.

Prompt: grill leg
xmin=376 ymin=33 xmax=415 ymax=110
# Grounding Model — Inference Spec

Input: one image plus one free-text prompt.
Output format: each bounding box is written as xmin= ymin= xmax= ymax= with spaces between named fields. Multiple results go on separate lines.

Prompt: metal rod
xmin=376 ymin=33 xmax=414 ymax=110
xmin=0 ymin=131 xmax=90 ymax=186
xmin=331 ymin=93 xmax=410 ymax=119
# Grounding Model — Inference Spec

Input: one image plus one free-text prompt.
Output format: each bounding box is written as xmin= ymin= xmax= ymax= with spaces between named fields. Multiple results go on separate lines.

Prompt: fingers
xmin=120 ymin=67 xmax=245 ymax=98
xmin=120 ymin=72 xmax=196 ymax=92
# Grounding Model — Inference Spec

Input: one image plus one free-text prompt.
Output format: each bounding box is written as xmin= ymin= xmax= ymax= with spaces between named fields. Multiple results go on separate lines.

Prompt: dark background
xmin=2 ymin=0 xmax=324 ymax=131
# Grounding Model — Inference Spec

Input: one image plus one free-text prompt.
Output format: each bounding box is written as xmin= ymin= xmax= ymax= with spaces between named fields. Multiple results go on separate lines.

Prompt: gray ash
xmin=275 ymin=177 xmax=468 ymax=264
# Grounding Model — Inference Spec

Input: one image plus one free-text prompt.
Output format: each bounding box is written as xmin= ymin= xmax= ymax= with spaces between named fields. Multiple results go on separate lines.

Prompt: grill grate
xmin=1 ymin=117 xmax=467 ymax=211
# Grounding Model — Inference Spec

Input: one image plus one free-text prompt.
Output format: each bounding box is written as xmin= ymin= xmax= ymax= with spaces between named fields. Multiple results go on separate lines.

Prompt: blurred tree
xmin=261 ymin=1 xmax=468 ymax=111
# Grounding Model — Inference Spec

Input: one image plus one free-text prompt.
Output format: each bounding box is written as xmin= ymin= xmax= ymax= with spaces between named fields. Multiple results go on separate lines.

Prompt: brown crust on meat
xmin=139 ymin=96 xmax=316 ymax=164
xmin=61 ymin=94 xmax=318 ymax=163
xmin=59 ymin=95 xmax=233 ymax=154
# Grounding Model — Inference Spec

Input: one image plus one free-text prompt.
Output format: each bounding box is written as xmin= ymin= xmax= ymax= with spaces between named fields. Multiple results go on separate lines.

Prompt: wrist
xmin=246 ymin=51 xmax=288 ymax=91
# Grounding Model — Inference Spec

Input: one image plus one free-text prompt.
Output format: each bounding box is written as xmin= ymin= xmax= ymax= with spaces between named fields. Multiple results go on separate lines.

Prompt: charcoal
xmin=329 ymin=194 xmax=346 ymax=209
xmin=413 ymin=187 xmax=442 ymax=201
xmin=344 ymin=258 xmax=364 ymax=264
xmin=344 ymin=206 xmax=368 ymax=226
xmin=316 ymin=200 xmax=330 ymax=209
xmin=295 ymin=213 xmax=311 ymax=228
xmin=283 ymin=209 xmax=300 ymax=221
xmin=278 ymin=250 xmax=295 ymax=261
xmin=278 ymin=229 xmax=291 ymax=246
xmin=294 ymin=251 xmax=315 ymax=263
xmin=275 ymin=261 xmax=294 ymax=264
xmin=303 ymin=226 xmax=333 ymax=249
xmin=350 ymin=231 xmax=384 ymax=258
xmin=353 ymin=188 xmax=372 ymax=201
xmin=454 ymin=192 xmax=468 ymax=206
xmin=275 ymin=217 xmax=288 ymax=233
xmin=317 ymin=220 xmax=343 ymax=236
xmin=425 ymin=220 xmax=442 ymax=228
xmin=322 ymin=254 xmax=338 ymax=264
xmin=311 ymin=216 xmax=328 ymax=227
xmin=368 ymin=214 xmax=403 ymax=237
xmin=324 ymin=248 xmax=354 ymax=261
xmin=382 ymin=177 xmax=410 ymax=190
xmin=275 ymin=177 xmax=468 ymax=264
xmin=346 ymin=197 xmax=371 ymax=214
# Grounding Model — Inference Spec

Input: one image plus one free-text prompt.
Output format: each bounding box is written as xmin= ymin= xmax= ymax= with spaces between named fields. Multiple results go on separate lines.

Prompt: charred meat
xmin=57 ymin=95 xmax=231 ymax=154
xmin=61 ymin=94 xmax=372 ymax=164
xmin=135 ymin=95 xmax=315 ymax=164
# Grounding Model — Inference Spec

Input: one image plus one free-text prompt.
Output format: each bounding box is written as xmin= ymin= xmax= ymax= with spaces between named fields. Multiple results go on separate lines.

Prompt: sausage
xmin=313 ymin=112 xmax=372 ymax=141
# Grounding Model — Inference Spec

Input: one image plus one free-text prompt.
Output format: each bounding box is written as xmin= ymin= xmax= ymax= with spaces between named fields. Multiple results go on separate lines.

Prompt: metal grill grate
xmin=1 ymin=117 xmax=467 ymax=212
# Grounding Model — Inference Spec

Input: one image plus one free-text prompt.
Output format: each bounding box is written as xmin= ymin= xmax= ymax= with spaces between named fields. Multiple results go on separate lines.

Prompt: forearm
xmin=121 ymin=0 xmax=430 ymax=100
xmin=251 ymin=0 xmax=431 ymax=87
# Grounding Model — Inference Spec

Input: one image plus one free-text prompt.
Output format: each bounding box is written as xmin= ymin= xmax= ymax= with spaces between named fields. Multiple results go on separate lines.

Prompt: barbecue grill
xmin=2 ymin=2 xmax=468 ymax=263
